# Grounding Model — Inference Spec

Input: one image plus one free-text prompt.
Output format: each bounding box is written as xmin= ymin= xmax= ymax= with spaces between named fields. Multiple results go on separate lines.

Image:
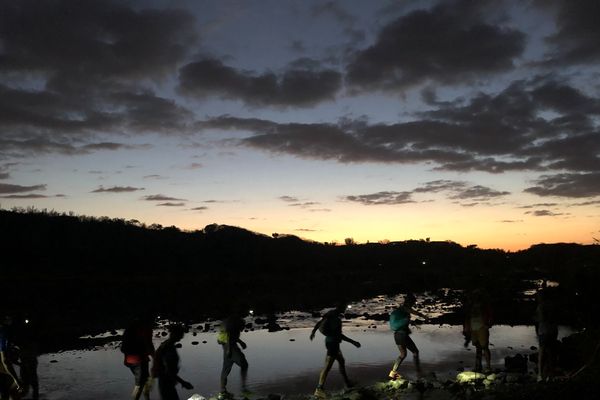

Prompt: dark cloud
xmin=156 ymin=202 xmax=185 ymax=207
xmin=295 ymin=228 xmax=318 ymax=232
xmin=0 ymin=135 xmax=152 ymax=158
xmin=345 ymin=191 xmax=414 ymax=205
xmin=343 ymin=180 xmax=509 ymax=207
xmin=289 ymin=202 xmax=320 ymax=208
xmin=525 ymin=210 xmax=566 ymax=217
xmin=500 ymin=219 xmax=523 ymax=223
xmin=0 ymin=183 xmax=46 ymax=194
xmin=0 ymin=173 xmax=9 ymax=179
xmin=0 ymin=0 xmax=196 ymax=83
xmin=414 ymin=180 xmax=467 ymax=193
xmin=0 ymin=1 xmax=196 ymax=157
xmin=178 ymin=58 xmax=342 ymax=107
xmin=143 ymin=194 xmax=186 ymax=201
xmin=200 ymin=74 xmax=600 ymax=177
xmin=190 ymin=206 xmax=208 ymax=211
xmin=279 ymin=196 xmax=299 ymax=202
xmin=91 ymin=185 xmax=144 ymax=193
xmin=143 ymin=175 xmax=168 ymax=180
xmin=0 ymin=193 xmax=48 ymax=199
xmin=543 ymin=0 xmax=600 ymax=66
xmin=448 ymin=185 xmax=510 ymax=200
xmin=346 ymin=0 xmax=525 ymax=90
xmin=524 ymin=173 xmax=600 ymax=198
xmin=308 ymin=208 xmax=332 ymax=212
xmin=517 ymin=203 xmax=558 ymax=209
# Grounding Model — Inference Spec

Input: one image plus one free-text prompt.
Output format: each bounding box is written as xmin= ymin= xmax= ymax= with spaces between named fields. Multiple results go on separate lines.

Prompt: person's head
xmin=403 ymin=293 xmax=416 ymax=307
xmin=168 ymin=324 xmax=185 ymax=342
xmin=334 ymin=301 xmax=348 ymax=313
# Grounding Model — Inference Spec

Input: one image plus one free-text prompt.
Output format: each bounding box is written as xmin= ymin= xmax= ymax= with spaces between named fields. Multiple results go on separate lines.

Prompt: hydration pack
xmin=389 ymin=308 xmax=410 ymax=331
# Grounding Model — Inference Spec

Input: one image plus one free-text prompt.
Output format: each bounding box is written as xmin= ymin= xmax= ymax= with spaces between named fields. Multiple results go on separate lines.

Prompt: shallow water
xmin=36 ymin=324 xmax=574 ymax=399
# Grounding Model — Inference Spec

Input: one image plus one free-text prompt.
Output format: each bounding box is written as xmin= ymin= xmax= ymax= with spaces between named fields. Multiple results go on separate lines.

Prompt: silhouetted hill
xmin=1 ymin=208 xmax=599 ymax=344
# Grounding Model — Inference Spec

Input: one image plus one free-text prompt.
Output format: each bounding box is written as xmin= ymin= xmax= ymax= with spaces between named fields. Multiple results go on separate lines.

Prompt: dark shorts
xmin=127 ymin=361 xmax=150 ymax=386
xmin=394 ymin=331 xmax=418 ymax=353
xmin=471 ymin=328 xmax=489 ymax=348
xmin=325 ymin=338 xmax=341 ymax=357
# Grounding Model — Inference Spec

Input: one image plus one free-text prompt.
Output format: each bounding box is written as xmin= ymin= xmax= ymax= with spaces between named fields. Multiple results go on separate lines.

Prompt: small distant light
xmin=25 ymin=319 xmax=29 ymax=324
xmin=421 ymin=261 xmax=427 ymax=265
xmin=347 ymin=305 xmax=352 ymax=309
xmin=249 ymin=310 xmax=254 ymax=315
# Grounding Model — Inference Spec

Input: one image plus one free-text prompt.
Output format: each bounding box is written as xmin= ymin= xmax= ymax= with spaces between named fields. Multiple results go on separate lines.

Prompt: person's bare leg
xmin=131 ymin=385 xmax=142 ymax=400
xmin=475 ymin=347 xmax=483 ymax=372
xmin=318 ymin=356 xmax=336 ymax=387
xmin=412 ymin=350 xmax=422 ymax=377
xmin=336 ymin=353 xmax=352 ymax=387
xmin=392 ymin=345 xmax=407 ymax=373
xmin=483 ymin=347 xmax=491 ymax=372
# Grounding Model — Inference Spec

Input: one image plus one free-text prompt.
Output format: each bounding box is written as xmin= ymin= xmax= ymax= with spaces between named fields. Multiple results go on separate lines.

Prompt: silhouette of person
xmin=14 ymin=317 xmax=39 ymax=400
xmin=0 ymin=316 xmax=23 ymax=400
xmin=218 ymin=308 xmax=249 ymax=398
xmin=463 ymin=289 xmax=493 ymax=373
xmin=122 ymin=315 xmax=155 ymax=400
xmin=152 ymin=325 xmax=193 ymax=400
xmin=535 ymin=282 xmax=558 ymax=381
xmin=310 ymin=302 xmax=360 ymax=398
xmin=388 ymin=293 xmax=427 ymax=380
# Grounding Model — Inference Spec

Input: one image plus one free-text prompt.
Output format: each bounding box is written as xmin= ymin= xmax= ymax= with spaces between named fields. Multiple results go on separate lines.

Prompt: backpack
xmin=318 ymin=314 xmax=341 ymax=336
xmin=121 ymin=326 xmax=143 ymax=354
xmin=217 ymin=327 xmax=229 ymax=345
xmin=389 ymin=308 xmax=409 ymax=331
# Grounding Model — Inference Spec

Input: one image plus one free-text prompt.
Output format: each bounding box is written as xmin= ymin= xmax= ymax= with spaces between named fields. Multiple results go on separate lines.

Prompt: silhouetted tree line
xmin=1 ymin=208 xmax=599 ymax=346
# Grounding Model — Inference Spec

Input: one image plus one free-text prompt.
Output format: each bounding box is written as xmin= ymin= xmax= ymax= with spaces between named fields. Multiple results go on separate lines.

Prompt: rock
xmin=202 ymin=340 xmax=207 ymax=344
xmin=289 ymin=338 xmax=295 ymax=341
xmin=530 ymin=345 xmax=537 ymax=351
xmin=456 ymin=371 xmax=486 ymax=383
xmin=191 ymin=341 xmax=199 ymax=345
xmin=175 ymin=343 xmax=182 ymax=348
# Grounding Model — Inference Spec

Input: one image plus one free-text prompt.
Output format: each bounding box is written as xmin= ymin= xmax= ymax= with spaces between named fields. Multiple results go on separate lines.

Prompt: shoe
xmin=218 ymin=391 xmax=233 ymax=400
xmin=388 ymin=370 xmax=400 ymax=380
xmin=314 ymin=387 xmax=326 ymax=398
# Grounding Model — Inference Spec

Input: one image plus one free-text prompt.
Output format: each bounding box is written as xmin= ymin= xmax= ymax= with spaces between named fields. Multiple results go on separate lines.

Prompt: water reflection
xmin=36 ymin=324 xmax=574 ymax=399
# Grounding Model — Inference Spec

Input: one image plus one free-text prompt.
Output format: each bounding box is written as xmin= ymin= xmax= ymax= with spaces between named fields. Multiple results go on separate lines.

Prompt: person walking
xmin=310 ymin=302 xmax=361 ymax=398
xmin=388 ymin=293 xmax=427 ymax=380
xmin=152 ymin=325 xmax=193 ymax=400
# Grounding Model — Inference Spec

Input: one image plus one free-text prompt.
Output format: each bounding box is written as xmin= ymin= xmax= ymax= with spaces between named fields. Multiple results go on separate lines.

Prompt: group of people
xmin=121 ymin=310 xmax=250 ymax=400
xmin=119 ymin=290 xmax=525 ymax=400
xmin=0 ymin=287 xmax=558 ymax=400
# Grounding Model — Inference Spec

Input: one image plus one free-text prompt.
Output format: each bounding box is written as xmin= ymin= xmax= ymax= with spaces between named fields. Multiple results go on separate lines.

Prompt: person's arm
xmin=237 ymin=338 xmax=247 ymax=349
xmin=0 ymin=351 xmax=21 ymax=390
xmin=340 ymin=334 xmax=361 ymax=348
xmin=176 ymin=375 xmax=194 ymax=389
xmin=409 ymin=307 xmax=428 ymax=320
xmin=310 ymin=319 xmax=324 ymax=340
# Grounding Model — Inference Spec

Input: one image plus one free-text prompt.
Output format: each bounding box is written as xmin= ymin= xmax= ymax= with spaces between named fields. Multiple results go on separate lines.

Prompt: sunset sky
xmin=1 ymin=0 xmax=599 ymax=250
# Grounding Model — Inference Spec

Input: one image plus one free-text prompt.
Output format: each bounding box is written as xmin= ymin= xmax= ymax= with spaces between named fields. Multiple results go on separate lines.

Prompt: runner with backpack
xmin=218 ymin=308 xmax=249 ymax=398
xmin=310 ymin=302 xmax=361 ymax=398
xmin=388 ymin=293 xmax=428 ymax=380
xmin=121 ymin=315 xmax=155 ymax=400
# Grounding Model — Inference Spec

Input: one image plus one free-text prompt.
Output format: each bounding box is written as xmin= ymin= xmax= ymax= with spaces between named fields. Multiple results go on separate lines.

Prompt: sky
xmin=1 ymin=0 xmax=599 ymax=250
